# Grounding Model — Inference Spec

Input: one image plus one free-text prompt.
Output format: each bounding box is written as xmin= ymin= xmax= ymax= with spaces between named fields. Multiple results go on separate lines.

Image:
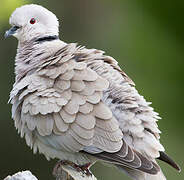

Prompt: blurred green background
xmin=0 ymin=0 xmax=183 ymax=179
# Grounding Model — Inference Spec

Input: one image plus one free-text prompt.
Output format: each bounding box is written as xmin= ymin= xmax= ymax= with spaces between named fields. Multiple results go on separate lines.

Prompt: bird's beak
xmin=4 ymin=26 xmax=20 ymax=38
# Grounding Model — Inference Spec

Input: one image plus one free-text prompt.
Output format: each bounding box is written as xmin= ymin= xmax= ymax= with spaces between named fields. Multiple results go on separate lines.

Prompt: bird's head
xmin=5 ymin=4 xmax=59 ymax=42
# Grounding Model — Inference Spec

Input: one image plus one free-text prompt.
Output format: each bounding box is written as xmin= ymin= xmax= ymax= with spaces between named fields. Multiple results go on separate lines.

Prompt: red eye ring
xmin=30 ymin=18 xmax=36 ymax=24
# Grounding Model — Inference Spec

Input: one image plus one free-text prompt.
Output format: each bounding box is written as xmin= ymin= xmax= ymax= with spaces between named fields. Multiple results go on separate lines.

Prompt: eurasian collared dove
xmin=5 ymin=4 xmax=180 ymax=180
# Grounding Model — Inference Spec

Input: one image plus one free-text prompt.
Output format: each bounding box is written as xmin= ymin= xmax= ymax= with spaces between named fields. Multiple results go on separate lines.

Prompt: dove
xmin=6 ymin=4 xmax=180 ymax=180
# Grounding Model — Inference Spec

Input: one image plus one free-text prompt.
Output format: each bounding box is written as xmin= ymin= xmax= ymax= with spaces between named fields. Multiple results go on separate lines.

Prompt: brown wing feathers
xmin=88 ymin=139 xmax=160 ymax=175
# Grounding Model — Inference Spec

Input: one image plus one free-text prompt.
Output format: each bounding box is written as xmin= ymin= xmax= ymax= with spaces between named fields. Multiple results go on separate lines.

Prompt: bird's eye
xmin=30 ymin=18 xmax=36 ymax=24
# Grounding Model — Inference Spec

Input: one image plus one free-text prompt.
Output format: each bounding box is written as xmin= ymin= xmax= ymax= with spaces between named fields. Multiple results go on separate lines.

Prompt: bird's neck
xmin=14 ymin=38 xmax=66 ymax=82
xmin=35 ymin=35 xmax=59 ymax=43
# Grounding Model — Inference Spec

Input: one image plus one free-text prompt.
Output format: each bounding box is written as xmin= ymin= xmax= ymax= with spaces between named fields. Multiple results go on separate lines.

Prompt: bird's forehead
xmin=9 ymin=4 xmax=57 ymax=26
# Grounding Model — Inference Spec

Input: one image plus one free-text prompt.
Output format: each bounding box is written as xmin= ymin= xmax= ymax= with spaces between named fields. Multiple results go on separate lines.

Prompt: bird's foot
xmin=78 ymin=163 xmax=92 ymax=176
xmin=53 ymin=160 xmax=92 ymax=177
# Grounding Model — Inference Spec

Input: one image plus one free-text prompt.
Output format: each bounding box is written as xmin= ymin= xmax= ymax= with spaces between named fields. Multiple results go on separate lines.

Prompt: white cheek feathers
xmin=8 ymin=4 xmax=59 ymax=42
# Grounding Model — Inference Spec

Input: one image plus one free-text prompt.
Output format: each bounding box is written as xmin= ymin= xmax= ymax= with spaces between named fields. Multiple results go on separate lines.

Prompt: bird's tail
xmin=116 ymin=165 xmax=166 ymax=180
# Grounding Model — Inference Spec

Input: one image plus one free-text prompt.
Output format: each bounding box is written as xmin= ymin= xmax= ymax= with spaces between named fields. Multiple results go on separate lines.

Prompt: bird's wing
xmin=73 ymin=46 xmax=180 ymax=171
xmin=10 ymin=66 xmax=160 ymax=174
xmin=9 ymin=43 xmax=179 ymax=173
xmin=73 ymin=46 xmax=164 ymax=158
xmin=9 ymin=43 xmax=123 ymax=154
xmin=84 ymin=139 xmax=160 ymax=175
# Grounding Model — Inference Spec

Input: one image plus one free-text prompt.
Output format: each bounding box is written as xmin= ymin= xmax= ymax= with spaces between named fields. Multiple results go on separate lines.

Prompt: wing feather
xmin=59 ymin=109 xmax=76 ymax=123
xmin=10 ymin=45 xmax=123 ymax=158
xmin=53 ymin=113 xmax=69 ymax=132
xmin=75 ymin=113 xmax=96 ymax=130
xmin=70 ymin=123 xmax=94 ymax=140
xmin=90 ymin=140 xmax=160 ymax=175
xmin=35 ymin=114 xmax=53 ymax=136
xmin=95 ymin=117 xmax=119 ymax=132
xmin=79 ymin=102 xmax=93 ymax=114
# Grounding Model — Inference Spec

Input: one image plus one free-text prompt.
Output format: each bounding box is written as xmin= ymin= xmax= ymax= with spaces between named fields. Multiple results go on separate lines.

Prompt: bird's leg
xmin=53 ymin=160 xmax=77 ymax=176
xmin=53 ymin=160 xmax=92 ymax=177
xmin=78 ymin=163 xmax=92 ymax=176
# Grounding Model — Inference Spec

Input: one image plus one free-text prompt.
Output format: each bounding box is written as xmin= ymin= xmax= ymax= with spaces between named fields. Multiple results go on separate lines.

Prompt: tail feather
xmin=116 ymin=165 xmax=166 ymax=180
xmin=158 ymin=151 xmax=181 ymax=172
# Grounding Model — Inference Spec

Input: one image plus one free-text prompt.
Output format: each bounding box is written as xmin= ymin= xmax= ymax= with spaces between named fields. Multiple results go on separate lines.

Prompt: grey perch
xmin=53 ymin=165 xmax=97 ymax=180
xmin=4 ymin=171 xmax=38 ymax=180
xmin=4 ymin=168 xmax=97 ymax=180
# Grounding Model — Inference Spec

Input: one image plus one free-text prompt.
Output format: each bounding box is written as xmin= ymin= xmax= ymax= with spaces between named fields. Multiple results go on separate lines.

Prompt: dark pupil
xmin=30 ymin=18 xmax=36 ymax=24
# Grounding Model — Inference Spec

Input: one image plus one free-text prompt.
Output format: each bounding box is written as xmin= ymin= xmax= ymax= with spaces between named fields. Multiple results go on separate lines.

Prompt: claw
xmin=79 ymin=163 xmax=92 ymax=176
